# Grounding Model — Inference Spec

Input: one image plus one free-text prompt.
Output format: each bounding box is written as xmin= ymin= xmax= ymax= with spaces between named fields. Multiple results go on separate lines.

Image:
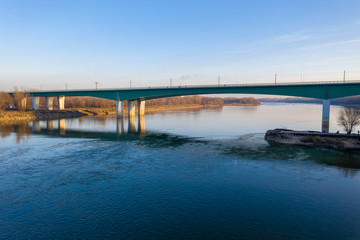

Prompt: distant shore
xmin=0 ymin=103 xmax=260 ymax=122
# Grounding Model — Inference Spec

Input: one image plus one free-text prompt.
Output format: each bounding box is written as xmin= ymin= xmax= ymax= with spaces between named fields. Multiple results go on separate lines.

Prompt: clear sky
xmin=1 ymin=0 xmax=360 ymax=91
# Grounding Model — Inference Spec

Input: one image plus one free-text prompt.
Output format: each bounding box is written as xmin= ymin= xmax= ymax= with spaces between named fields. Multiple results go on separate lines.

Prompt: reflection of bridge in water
xmin=3 ymin=117 xmax=359 ymax=174
xmin=28 ymin=117 xmax=200 ymax=148
xmin=31 ymin=114 xmax=145 ymax=137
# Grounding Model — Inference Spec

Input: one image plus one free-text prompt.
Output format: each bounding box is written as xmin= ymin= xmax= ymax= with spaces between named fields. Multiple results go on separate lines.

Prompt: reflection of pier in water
xmin=1 ymin=115 xmax=360 ymax=175
xmin=116 ymin=115 xmax=145 ymax=136
xmin=32 ymin=119 xmax=66 ymax=135
xmin=24 ymin=115 xmax=168 ymax=143
xmin=31 ymin=114 xmax=145 ymax=137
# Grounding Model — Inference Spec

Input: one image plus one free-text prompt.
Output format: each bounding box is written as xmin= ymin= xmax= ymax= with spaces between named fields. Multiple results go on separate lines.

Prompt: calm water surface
xmin=1 ymin=103 xmax=360 ymax=239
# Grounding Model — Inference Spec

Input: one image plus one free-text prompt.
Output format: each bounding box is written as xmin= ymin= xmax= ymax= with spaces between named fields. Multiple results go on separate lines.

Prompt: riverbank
xmin=67 ymin=104 xmax=222 ymax=116
xmin=265 ymin=129 xmax=360 ymax=150
xmin=0 ymin=110 xmax=88 ymax=123
xmin=0 ymin=104 xmax=228 ymax=122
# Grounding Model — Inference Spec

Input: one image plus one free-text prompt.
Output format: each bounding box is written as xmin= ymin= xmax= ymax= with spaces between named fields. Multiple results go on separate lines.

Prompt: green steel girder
xmin=13 ymin=81 xmax=360 ymax=101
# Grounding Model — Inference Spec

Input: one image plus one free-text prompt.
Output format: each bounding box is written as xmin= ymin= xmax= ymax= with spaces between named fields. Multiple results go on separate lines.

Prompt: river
xmin=0 ymin=103 xmax=360 ymax=239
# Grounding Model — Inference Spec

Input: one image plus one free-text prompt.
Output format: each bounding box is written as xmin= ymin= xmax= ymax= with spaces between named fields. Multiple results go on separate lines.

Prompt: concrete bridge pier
xmin=58 ymin=96 xmax=65 ymax=110
xmin=128 ymin=100 xmax=136 ymax=119
xmin=31 ymin=96 xmax=40 ymax=110
xmin=322 ymin=99 xmax=330 ymax=133
xmin=116 ymin=100 xmax=124 ymax=117
xmin=138 ymin=100 xmax=145 ymax=117
xmin=46 ymin=97 xmax=54 ymax=110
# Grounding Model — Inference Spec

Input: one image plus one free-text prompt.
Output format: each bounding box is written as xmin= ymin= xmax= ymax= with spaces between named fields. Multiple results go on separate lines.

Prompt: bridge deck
xmin=10 ymin=80 xmax=360 ymax=100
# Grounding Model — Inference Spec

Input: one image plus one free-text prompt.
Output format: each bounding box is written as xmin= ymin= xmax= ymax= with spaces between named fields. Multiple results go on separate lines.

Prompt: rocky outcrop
xmin=265 ymin=129 xmax=360 ymax=150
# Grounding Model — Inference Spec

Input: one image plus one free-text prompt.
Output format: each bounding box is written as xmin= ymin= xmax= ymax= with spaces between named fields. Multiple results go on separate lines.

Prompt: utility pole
xmin=170 ymin=78 xmax=172 ymax=87
xmin=343 ymin=70 xmax=346 ymax=83
xmin=275 ymin=73 xmax=277 ymax=85
xmin=95 ymin=82 xmax=98 ymax=90
xmin=301 ymin=64 xmax=303 ymax=82
xmin=218 ymin=76 xmax=220 ymax=86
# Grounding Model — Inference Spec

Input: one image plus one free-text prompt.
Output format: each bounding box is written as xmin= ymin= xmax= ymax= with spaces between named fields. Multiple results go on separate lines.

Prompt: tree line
xmin=0 ymin=89 xmax=28 ymax=111
xmin=0 ymin=92 xmax=261 ymax=111
xmin=223 ymin=97 xmax=261 ymax=105
xmin=259 ymin=95 xmax=360 ymax=106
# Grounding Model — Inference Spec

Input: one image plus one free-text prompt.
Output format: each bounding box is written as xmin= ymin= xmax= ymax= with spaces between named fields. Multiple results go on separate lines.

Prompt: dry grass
xmin=0 ymin=110 xmax=36 ymax=122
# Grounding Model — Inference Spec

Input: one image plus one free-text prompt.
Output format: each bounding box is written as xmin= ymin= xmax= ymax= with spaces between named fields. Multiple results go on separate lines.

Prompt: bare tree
xmin=13 ymin=87 xmax=28 ymax=111
xmin=337 ymin=105 xmax=360 ymax=134
xmin=0 ymin=92 xmax=12 ymax=111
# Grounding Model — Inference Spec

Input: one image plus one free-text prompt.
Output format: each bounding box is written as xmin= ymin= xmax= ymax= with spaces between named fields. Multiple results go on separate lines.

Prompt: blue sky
xmin=1 ymin=0 xmax=360 ymax=90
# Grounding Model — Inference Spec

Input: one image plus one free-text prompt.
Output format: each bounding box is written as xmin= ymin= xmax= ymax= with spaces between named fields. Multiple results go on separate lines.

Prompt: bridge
xmin=10 ymin=80 xmax=360 ymax=133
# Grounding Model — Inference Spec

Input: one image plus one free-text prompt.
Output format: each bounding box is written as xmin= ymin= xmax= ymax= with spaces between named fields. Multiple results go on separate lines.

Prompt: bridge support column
xmin=138 ymin=100 xmax=145 ymax=117
xmin=58 ymin=96 xmax=65 ymax=110
xmin=46 ymin=97 xmax=53 ymax=110
xmin=31 ymin=96 xmax=40 ymax=110
xmin=128 ymin=100 xmax=136 ymax=119
xmin=116 ymin=100 xmax=124 ymax=117
xmin=322 ymin=99 xmax=330 ymax=133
